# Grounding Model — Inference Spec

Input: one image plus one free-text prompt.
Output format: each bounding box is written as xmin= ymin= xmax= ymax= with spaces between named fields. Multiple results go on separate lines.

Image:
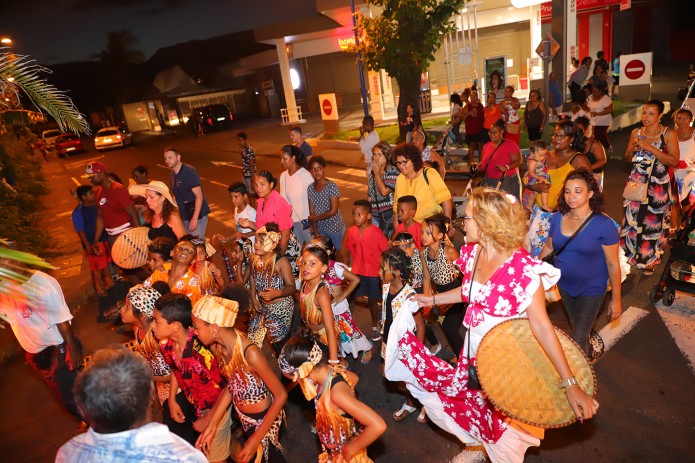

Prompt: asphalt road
xmin=1 ymin=112 xmax=694 ymax=462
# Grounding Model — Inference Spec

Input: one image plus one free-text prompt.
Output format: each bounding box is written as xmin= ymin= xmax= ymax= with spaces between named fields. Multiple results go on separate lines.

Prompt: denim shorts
xmin=356 ymin=275 xmax=381 ymax=299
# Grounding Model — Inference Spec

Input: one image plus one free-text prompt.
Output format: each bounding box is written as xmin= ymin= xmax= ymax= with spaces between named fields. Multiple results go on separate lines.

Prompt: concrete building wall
xmin=302 ymin=52 xmax=363 ymax=112
xmin=428 ymin=23 xmax=531 ymax=95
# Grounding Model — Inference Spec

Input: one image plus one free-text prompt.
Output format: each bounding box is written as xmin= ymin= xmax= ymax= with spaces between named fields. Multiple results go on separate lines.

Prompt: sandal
xmin=642 ymin=267 xmax=654 ymax=276
xmin=360 ymin=350 xmax=373 ymax=364
xmin=429 ymin=343 xmax=442 ymax=356
xmin=417 ymin=407 xmax=428 ymax=423
xmin=392 ymin=403 xmax=417 ymax=422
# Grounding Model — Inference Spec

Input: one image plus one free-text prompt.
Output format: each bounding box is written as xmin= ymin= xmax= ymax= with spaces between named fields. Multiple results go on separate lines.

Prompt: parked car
xmin=54 ymin=133 xmax=85 ymax=157
xmin=41 ymin=129 xmax=62 ymax=149
xmin=188 ymin=104 xmax=233 ymax=134
xmin=94 ymin=126 xmax=133 ymax=152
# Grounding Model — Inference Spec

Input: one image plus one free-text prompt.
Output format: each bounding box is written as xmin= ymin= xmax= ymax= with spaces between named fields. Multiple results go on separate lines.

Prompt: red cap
xmin=86 ymin=162 xmax=108 ymax=174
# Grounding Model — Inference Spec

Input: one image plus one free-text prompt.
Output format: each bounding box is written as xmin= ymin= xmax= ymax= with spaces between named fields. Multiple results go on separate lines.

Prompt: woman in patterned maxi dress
xmin=384 ymin=188 xmax=599 ymax=463
xmin=619 ymin=100 xmax=680 ymax=275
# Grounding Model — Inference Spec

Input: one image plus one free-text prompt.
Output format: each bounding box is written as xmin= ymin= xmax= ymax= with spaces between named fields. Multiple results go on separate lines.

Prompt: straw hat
xmin=476 ymin=318 xmax=597 ymax=428
xmin=192 ymin=295 xmax=238 ymax=328
xmin=111 ymin=227 xmax=150 ymax=269
xmin=128 ymin=181 xmax=177 ymax=208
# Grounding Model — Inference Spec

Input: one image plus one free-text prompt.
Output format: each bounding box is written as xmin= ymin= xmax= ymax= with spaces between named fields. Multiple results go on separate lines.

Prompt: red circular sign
xmin=624 ymin=59 xmax=646 ymax=80
xmin=322 ymin=99 xmax=333 ymax=116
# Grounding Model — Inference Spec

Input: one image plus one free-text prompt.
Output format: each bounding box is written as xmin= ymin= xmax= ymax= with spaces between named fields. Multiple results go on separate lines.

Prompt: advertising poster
xmin=484 ymin=56 xmax=507 ymax=103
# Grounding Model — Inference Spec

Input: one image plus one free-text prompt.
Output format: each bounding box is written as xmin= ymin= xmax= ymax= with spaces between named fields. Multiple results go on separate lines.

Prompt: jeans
xmin=372 ymin=208 xmax=394 ymax=240
xmin=321 ymin=229 xmax=345 ymax=251
xmin=558 ymin=288 xmax=605 ymax=354
xmin=183 ymin=214 xmax=208 ymax=238
xmin=292 ymin=221 xmax=313 ymax=246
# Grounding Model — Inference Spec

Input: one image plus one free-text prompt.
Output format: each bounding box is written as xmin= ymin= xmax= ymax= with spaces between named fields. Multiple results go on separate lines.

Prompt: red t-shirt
xmin=396 ymin=221 xmax=423 ymax=249
xmin=345 ymin=224 xmax=389 ymax=277
xmin=480 ymin=140 xmax=520 ymax=179
xmin=464 ymin=102 xmax=485 ymax=135
xmin=160 ymin=329 xmax=227 ymax=417
xmin=95 ymin=181 xmax=135 ymax=234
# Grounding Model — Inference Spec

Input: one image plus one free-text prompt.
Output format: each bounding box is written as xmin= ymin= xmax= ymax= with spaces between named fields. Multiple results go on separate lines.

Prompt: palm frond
xmin=0 ymin=48 xmax=91 ymax=135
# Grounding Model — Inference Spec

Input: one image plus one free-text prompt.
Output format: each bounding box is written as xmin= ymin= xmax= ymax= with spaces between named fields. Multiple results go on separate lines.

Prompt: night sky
xmin=1 ymin=0 xmax=318 ymax=64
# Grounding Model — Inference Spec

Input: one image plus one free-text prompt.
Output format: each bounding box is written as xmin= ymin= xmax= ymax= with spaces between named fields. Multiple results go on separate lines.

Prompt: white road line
xmin=56 ymin=210 xmax=73 ymax=218
xmin=208 ymin=180 xmax=229 ymax=188
xmin=655 ymin=297 xmax=695 ymax=374
xmin=65 ymin=156 xmax=103 ymax=169
xmin=336 ymin=168 xmax=367 ymax=179
xmin=598 ymin=306 xmax=648 ymax=352
xmin=70 ymin=177 xmax=81 ymax=186
xmin=156 ymin=163 xmax=169 ymax=170
xmin=332 ymin=178 xmax=367 ymax=192
xmin=211 ymin=161 xmax=241 ymax=169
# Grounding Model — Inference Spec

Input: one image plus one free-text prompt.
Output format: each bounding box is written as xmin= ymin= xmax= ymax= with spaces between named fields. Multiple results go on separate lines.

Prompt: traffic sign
xmin=624 ymin=59 xmax=646 ymax=80
xmin=319 ymin=93 xmax=338 ymax=121
xmin=322 ymin=98 xmax=333 ymax=116
xmin=535 ymin=33 xmax=560 ymax=60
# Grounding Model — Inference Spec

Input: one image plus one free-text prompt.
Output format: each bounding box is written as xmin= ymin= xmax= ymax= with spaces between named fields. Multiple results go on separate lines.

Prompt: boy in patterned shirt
xmin=152 ymin=293 xmax=231 ymax=462
xmin=237 ymin=132 xmax=256 ymax=207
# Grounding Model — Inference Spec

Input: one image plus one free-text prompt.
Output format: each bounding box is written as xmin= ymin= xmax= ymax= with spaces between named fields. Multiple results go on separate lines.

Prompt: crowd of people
xmin=1 ymin=95 xmax=688 ymax=463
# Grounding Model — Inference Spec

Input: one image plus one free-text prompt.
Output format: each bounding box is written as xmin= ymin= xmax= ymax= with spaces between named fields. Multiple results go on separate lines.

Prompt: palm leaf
xmin=0 ymin=48 xmax=91 ymax=135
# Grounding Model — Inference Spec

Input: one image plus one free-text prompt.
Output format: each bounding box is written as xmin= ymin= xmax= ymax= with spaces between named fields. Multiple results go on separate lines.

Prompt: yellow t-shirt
xmin=538 ymin=161 xmax=574 ymax=208
xmin=394 ymin=168 xmax=452 ymax=222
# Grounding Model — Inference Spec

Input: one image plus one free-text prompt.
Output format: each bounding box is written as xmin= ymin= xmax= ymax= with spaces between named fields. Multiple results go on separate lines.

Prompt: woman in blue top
xmin=540 ymin=168 xmax=622 ymax=354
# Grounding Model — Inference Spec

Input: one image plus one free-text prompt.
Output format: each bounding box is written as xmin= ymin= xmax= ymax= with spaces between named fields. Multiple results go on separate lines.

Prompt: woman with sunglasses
xmin=526 ymin=119 xmax=592 ymax=257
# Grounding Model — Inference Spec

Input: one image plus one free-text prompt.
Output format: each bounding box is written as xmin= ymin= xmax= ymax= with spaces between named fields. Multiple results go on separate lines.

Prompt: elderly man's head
xmin=74 ymin=347 xmax=153 ymax=433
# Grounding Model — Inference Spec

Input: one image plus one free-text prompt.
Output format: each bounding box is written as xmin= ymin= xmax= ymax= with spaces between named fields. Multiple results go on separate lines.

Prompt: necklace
xmin=569 ymin=210 xmax=592 ymax=221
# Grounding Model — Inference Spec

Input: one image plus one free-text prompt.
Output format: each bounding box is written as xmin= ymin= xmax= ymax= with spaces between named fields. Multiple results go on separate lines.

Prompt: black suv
xmin=188 ymin=104 xmax=233 ymax=134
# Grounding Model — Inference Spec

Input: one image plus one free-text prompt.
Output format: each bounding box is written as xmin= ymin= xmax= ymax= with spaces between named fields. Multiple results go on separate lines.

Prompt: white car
xmin=94 ymin=126 xmax=133 ymax=152
xmin=41 ymin=129 xmax=62 ymax=149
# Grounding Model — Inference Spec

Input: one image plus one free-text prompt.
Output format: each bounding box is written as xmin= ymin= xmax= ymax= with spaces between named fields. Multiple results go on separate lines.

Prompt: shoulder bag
xmin=622 ymin=129 xmax=656 ymax=203
xmin=542 ymin=212 xmax=597 ymax=266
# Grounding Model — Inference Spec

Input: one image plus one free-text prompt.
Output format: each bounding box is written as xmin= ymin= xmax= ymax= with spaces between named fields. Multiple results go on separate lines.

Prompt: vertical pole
xmin=454 ymin=14 xmax=461 ymax=92
xmin=474 ymin=4 xmax=481 ymax=88
xmin=444 ymin=35 xmax=452 ymax=99
xmin=466 ymin=8 xmax=473 ymax=87
xmin=351 ymin=0 xmax=369 ymax=117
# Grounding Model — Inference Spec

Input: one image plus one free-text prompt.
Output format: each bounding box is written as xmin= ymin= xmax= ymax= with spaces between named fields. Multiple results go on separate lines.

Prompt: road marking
xmin=156 ymin=163 xmax=169 ymax=170
xmin=336 ymin=168 xmax=367 ymax=179
xmin=332 ymin=178 xmax=367 ymax=192
xmin=598 ymin=306 xmax=648 ymax=352
xmin=65 ymin=156 xmax=103 ymax=169
xmin=57 ymin=210 xmax=73 ymax=218
xmin=655 ymin=298 xmax=695 ymax=374
xmin=211 ymin=161 xmax=241 ymax=169
xmin=70 ymin=177 xmax=81 ymax=187
xmin=208 ymin=180 xmax=229 ymax=188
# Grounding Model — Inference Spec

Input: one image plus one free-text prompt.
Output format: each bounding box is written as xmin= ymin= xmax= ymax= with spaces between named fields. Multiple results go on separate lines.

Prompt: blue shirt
xmin=549 ymin=80 xmax=563 ymax=108
xmin=170 ymin=163 xmax=210 ymax=220
xmin=549 ymin=212 xmax=618 ymax=297
xmin=55 ymin=422 xmax=207 ymax=463
xmin=71 ymin=204 xmax=106 ymax=248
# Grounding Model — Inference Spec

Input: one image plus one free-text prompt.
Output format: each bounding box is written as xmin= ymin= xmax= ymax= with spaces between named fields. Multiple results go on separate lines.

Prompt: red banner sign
xmin=541 ymin=0 xmax=621 ymax=18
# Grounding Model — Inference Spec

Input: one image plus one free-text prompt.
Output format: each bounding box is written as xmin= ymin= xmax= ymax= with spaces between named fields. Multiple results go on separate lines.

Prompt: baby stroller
xmin=650 ymin=207 xmax=695 ymax=306
xmin=431 ymin=125 xmax=473 ymax=175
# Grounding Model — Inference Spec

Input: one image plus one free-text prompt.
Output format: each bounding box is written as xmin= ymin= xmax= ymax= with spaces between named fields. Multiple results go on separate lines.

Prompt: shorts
xmin=612 ymin=74 xmax=620 ymax=85
xmin=356 ymin=275 xmax=381 ymax=299
xmin=466 ymin=132 xmax=482 ymax=144
xmin=206 ymin=405 xmax=232 ymax=462
xmin=86 ymin=242 xmax=112 ymax=271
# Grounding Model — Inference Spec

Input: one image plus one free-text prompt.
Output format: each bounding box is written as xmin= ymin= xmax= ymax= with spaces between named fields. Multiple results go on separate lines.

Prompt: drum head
xmin=111 ymin=227 xmax=150 ymax=269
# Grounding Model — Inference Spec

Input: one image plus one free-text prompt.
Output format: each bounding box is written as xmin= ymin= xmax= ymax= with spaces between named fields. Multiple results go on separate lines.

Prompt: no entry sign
xmin=319 ymin=93 xmax=338 ymax=121
xmin=322 ymin=99 xmax=333 ymax=116
xmin=624 ymin=60 xmax=646 ymax=80
xmin=620 ymin=52 xmax=652 ymax=86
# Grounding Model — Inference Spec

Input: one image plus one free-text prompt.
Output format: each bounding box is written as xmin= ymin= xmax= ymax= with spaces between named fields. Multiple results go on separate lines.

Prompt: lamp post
xmin=1 ymin=38 xmax=12 ymax=45
xmin=350 ymin=0 xmax=369 ymax=117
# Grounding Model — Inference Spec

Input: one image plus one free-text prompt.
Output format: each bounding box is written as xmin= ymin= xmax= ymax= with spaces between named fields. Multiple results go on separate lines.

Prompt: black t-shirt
xmin=383 ymin=286 xmax=404 ymax=343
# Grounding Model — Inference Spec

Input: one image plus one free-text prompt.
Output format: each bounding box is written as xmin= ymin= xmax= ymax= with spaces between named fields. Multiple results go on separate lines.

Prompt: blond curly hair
xmin=468 ymin=187 xmax=527 ymax=253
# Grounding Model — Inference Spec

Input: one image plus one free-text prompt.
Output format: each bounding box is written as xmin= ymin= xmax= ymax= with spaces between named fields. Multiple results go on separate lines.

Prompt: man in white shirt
xmin=56 ymin=347 xmax=207 ymax=463
xmin=0 ymin=245 xmax=83 ymax=418
xmin=359 ymin=116 xmax=380 ymax=179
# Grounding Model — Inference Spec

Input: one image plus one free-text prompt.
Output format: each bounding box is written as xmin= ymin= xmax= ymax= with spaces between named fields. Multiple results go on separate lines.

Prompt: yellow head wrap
xmin=278 ymin=341 xmax=323 ymax=400
xmin=256 ymin=226 xmax=281 ymax=253
xmin=192 ymin=295 xmax=239 ymax=328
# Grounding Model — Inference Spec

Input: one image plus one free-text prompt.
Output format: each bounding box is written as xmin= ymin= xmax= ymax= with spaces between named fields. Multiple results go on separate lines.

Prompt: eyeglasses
xmin=551 ymin=133 xmax=568 ymax=139
xmin=395 ymin=160 xmax=410 ymax=167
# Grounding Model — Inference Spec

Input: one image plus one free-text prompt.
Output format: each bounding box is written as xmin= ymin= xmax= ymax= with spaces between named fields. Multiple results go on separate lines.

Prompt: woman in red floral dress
xmin=384 ymin=187 xmax=599 ymax=463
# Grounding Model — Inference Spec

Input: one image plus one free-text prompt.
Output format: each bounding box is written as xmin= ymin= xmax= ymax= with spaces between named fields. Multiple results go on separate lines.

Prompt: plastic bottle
xmin=688 ymin=230 xmax=695 ymax=246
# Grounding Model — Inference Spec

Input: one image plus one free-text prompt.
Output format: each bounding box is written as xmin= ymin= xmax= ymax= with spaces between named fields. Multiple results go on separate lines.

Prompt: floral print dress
xmin=620 ymin=128 xmax=671 ymax=269
xmin=384 ymin=244 xmax=559 ymax=456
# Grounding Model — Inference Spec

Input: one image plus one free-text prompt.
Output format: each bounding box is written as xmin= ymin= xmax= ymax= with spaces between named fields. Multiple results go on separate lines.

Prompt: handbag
xmin=183 ymin=201 xmax=196 ymax=221
xmin=542 ymin=212 xmax=597 ymax=266
xmin=622 ymin=129 xmax=656 ymax=202
xmin=465 ymin=251 xmax=482 ymax=390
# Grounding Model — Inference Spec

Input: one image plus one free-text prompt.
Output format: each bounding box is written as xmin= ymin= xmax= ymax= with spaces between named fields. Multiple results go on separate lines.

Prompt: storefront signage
xmin=620 ymin=0 xmax=631 ymax=11
xmin=338 ymin=36 xmax=355 ymax=50
xmin=541 ymin=0 xmax=621 ymax=19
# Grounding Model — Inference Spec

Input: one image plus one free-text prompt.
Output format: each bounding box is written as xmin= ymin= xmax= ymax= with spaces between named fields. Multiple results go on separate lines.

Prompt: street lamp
xmin=1 ymin=38 xmax=12 ymax=45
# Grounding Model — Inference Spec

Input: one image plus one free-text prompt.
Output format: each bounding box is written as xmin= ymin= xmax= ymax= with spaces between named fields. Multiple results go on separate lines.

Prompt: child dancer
xmin=380 ymin=247 xmax=426 ymax=422
xmin=249 ymin=223 xmax=296 ymax=356
xmin=192 ymin=290 xmax=287 ymax=463
xmin=191 ymin=237 xmax=224 ymax=295
xmin=420 ymin=214 xmax=464 ymax=359
xmin=311 ymin=236 xmax=373 ymax=364
xmin=298 ymin=245 xmax=341 ymax=365
xmin=279 ymin=331 xmax=386 ymax=463
xmin=522 ymin=141 xmax=551 ymax=213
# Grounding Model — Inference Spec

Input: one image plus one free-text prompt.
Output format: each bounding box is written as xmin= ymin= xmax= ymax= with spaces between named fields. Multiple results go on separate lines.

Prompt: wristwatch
xmin=558 ymin=377 xmax=579 ymax=390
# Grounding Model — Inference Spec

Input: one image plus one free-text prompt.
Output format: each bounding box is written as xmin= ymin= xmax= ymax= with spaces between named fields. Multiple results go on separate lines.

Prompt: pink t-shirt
xmin=255 ymin=190 xmax=294 ymax=231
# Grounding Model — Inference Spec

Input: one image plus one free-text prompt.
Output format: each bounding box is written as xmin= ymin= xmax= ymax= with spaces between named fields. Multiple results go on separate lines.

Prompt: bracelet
xmin=558 ymin=377 xmax=579 ymax=390
xmin=432 ymin=295 xmax=436 ymax=306
xmin=328 ymin=359 xmax=341 ymax=365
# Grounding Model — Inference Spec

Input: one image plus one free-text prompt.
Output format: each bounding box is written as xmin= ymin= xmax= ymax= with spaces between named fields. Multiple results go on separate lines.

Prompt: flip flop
xmin=360 ymin=350 xmax=373 ymax=364
xmin=392 ymin=403 xmax=417 ymax=422
xmin=417 ymin=407 xmax=428 ymax=423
